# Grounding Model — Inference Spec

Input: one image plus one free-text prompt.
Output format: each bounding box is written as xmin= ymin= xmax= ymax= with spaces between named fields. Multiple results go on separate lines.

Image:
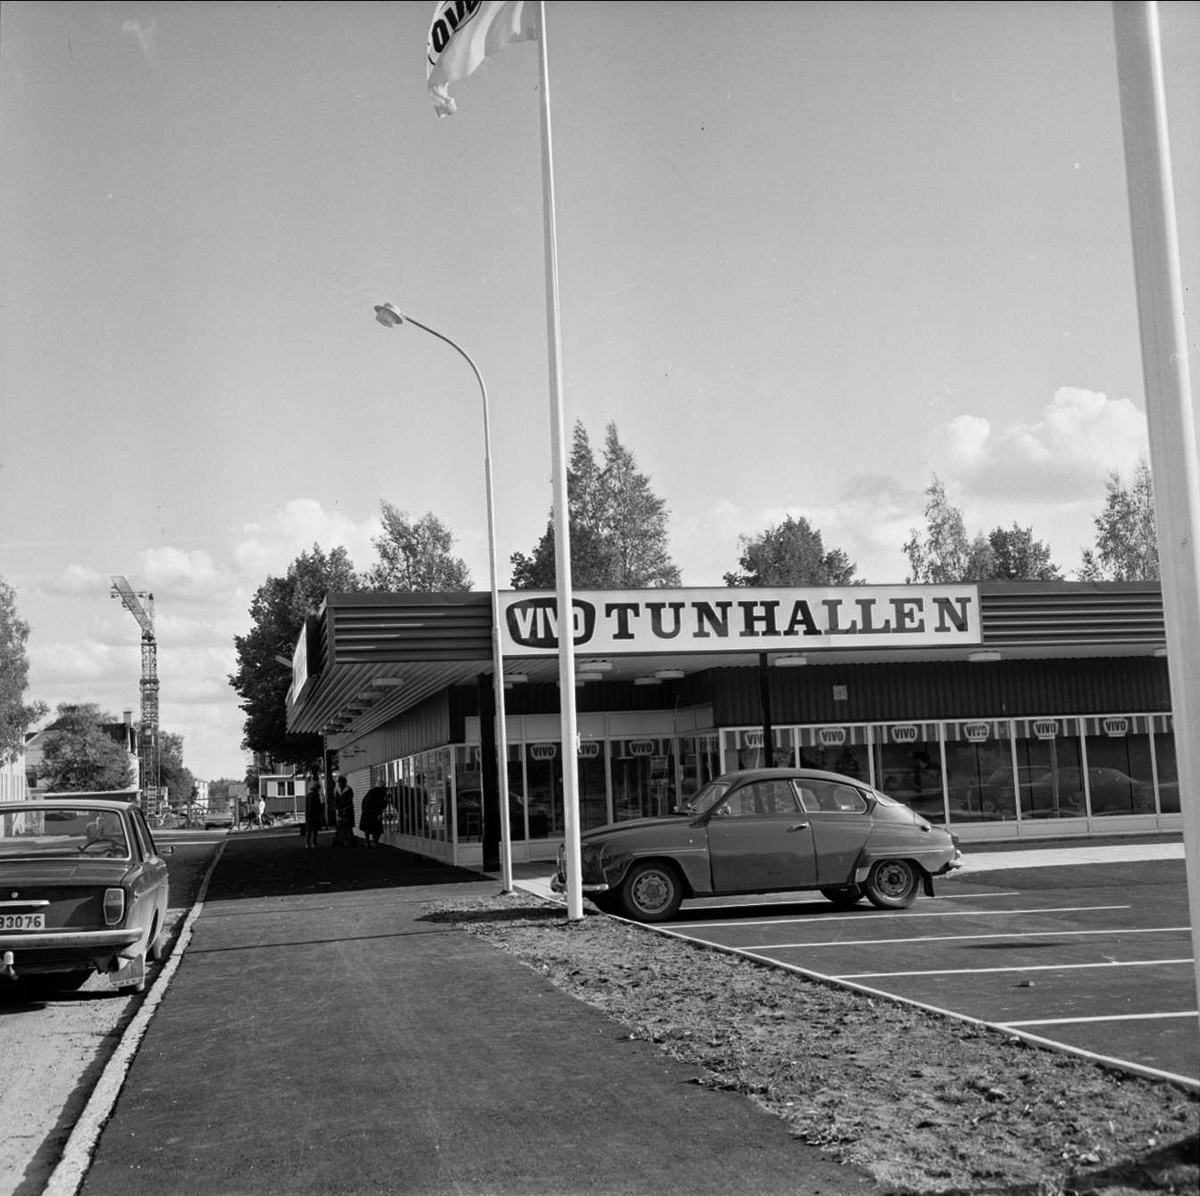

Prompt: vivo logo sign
xmin=964 ymin=722 xmax=990 ymax=742
xmin=578 ymin=741 xmax=600 ymax=758
xmin=506 ymin=598 xmax=596 ymax=649
xmin=1104 ymin=717 xmax=1129 ymax=737
xmin=818 ymin=727 xmax=846 ymax=747
xmin=530 ymin=743 xmax=557 ymax=761
xmin=742 ymin=730 xmax=764 ymax=748
xmin=628 ymin=740 xmax=655 ymax=756
xmin=890 ymin=724 xmax=918 ymax=743
xmin=1034 ymin=720 xmax=1059 ymax=739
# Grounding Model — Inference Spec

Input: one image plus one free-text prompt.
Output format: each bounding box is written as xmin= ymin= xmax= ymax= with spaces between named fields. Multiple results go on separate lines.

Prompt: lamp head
xmin=374 ymin=302 xmax=405 ymax=328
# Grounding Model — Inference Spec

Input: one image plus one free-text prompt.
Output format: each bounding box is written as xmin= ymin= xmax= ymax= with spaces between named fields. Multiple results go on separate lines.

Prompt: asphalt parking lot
xmin=651 ymin=856 xmax=1198 ymax=1088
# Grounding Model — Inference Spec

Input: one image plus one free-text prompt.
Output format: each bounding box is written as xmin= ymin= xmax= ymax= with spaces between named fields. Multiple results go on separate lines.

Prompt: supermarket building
xmin=285 ymin=581 xmax=1183 ymax=868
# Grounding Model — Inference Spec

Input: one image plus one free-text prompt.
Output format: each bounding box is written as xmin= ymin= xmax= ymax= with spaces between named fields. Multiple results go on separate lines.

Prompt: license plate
xmin=0 ymin=913 xmax=45 ymax=930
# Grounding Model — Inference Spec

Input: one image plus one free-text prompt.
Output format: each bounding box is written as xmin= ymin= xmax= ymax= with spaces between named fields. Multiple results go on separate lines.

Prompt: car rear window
xmin=0 ymin=807 xmax=131 ymax=859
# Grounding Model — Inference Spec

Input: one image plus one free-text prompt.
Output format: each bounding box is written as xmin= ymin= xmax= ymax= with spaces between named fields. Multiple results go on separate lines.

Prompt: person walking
xmin=256 ymin=794 xmax=267 ymax=828
xmin=359 ymin=784 xmax=386 ymax=848
xmin=304 ymin=774 xmax=323 ymax=847
xmin=332 ymin=775 xmax=355 ymax=847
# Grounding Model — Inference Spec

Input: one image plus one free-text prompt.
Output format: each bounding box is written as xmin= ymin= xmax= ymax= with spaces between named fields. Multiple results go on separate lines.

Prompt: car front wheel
xmin=863 ymin=859 xmax=921 ymax=909
xmin=619 ymin=860 xmax=684 ymax=922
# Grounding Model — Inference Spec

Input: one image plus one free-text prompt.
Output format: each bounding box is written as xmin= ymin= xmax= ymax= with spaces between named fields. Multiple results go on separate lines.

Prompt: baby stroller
xmin=332 ymin=806 xmax=356 ymax=847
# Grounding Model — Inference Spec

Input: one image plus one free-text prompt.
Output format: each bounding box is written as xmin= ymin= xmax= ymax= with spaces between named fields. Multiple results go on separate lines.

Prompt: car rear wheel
xmin=819 ymin=884 xmax=864 ymax=908
xmin=863 ymin=859 xmax=921 ymax=909
xmin=619 ymin=860 xmax=684 ymax=922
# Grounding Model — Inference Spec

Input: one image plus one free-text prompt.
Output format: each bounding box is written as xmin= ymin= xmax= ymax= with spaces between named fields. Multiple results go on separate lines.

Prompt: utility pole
xmin=110 ymin=576 xmax=160 ymax=819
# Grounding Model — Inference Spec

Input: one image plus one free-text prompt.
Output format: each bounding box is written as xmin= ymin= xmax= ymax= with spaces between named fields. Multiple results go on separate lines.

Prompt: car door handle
xmin=786 ymin=822 xmax=810 ymax=832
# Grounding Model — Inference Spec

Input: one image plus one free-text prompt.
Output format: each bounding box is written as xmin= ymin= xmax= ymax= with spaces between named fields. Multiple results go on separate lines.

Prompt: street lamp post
xmin=374 ymin=302 xmax=514 ymax=894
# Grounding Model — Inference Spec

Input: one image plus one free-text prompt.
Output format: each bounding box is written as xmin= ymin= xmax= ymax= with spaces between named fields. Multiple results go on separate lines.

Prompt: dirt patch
xmin=428 ymin=896 xmax=1198 ymax=1196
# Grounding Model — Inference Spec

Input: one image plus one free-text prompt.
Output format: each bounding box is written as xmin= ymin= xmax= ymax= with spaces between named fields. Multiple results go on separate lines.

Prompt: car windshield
xmin=682 ymin=779 xmax=732 ymax=816
xmin=0 ymin=806 xmax=130 ymax=859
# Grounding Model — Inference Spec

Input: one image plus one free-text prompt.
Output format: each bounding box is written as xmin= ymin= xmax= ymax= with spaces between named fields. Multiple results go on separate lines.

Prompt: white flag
xmin=426 ymin=0 xmax=538 ymax=117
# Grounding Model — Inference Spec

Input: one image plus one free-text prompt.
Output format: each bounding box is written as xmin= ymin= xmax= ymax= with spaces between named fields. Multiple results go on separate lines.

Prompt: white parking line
xmin=1002 ymin=1011 xmax=1198 ymax=1028
xmin=839 ymin=957 xmax=1194 ymax=979
xmin=679 ymin=902 xmax=1126 ymax=930
xmin=733 ymin=925 xmax=1192 ymax=950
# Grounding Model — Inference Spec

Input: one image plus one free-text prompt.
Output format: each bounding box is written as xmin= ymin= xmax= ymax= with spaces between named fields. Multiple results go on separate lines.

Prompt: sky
xmin=2 ymin=1 xmax=1197 ymax=783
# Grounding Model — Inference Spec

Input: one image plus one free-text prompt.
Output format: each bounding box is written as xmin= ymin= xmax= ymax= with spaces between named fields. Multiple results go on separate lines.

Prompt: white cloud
xmin=936 ymin=387 xmax=1148 ymax=502
xmin=120 ymin=18 xmax=156 ymax=60
xmin=230 ymin=498 xmax=381 ymax=579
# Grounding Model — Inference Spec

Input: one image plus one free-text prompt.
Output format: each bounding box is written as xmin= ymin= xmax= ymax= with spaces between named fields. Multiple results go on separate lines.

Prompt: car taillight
xmin=103 ymin=888 xmax=126 ymax=925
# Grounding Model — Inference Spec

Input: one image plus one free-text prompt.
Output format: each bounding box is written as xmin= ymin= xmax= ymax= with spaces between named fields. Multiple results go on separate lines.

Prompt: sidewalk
xmin=66 ymin=831 xmax=880 ymax=1196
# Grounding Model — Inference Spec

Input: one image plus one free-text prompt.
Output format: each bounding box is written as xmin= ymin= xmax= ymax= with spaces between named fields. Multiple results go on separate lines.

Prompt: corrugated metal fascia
xmin=710 ymin=658 xmax=1170 ymax=725
xmin=327 ymin=591 xmax=493 ymax=664
xmin=979 ymin=581 xmax=1165 ymax=646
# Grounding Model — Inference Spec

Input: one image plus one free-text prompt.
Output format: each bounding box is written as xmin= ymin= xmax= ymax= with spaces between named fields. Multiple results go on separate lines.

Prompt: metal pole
xmin=374 ymin=307 xmax=513 ymax=893
xmin=1112 ymin=0 xmax=1200 ymax=1008
xmin=536 ymin=1 xmax=583 ymax=920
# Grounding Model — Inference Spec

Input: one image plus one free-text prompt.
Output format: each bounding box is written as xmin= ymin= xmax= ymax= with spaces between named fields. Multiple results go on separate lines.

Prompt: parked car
xmin=551 ymin=767 xmax=962 ymax=922
xmin=203 ymin=808 xmax=233 ymax=829
xmin=0 ymin=798 xmax=173 ymax=994
xmin=964 ymin=766 xmax=1047 ymax=817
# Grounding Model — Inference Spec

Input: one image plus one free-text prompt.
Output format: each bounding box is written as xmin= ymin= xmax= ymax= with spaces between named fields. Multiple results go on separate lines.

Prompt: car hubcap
xmin=877 ymin=862 xmax=913 ymax=898
xmin=632 ymin=871 xmax=671 ymax=912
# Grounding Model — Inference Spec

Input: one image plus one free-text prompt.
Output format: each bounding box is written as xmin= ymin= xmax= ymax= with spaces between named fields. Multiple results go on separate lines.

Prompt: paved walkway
xmin=55 ymin=831 xmax=880 ymax=1196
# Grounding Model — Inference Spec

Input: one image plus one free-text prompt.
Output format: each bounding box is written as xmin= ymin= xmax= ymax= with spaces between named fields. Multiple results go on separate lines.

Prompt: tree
xmin=510 ymin=421 xmax=681 ymax=589
xmin=365 ymin=503 xmax=472 ymax=592
xmin=0 ymin=576 xmax=47 ymax=764
xmin=724 ymin=516 xmax=859 ymax=587
xmin=40 ymin=703 xmax=136 ymax=792
xmin=1078 ymin=458 xmax=1159 ymax=581
xmin=157 ymin=730 xmax=194 ymax=809
xmin=986 ymin=525 xmax=1061 ymax=581
xmin=230 ymin=545 xmax=361 ymax=772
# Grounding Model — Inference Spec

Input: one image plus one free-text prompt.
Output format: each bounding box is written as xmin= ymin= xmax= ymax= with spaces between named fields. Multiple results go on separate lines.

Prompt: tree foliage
xmin=40 ymin=703 xmax=136 ymax=792
xmin=158 ymin=729 xmax=194 ymax=806
xmin=986 ymin=524 xmax=1061 ymax=581
xmin=365 ymin=503 xmax=472 ymax=592
xmin=0 ymin=576 xmax=47 ymax=764
xmin=230 ymin=545 xmax=361 ymax=772
xmin=1078 ymin=458 xmax=1159 ymax=581
xmin=902 ymin=476 xmax=1059 ymax=583
xmin=902 ymin=477 xmax=992 ymax=582
xmin=724 ymin=516 xmax=859 ymax=586
xmin=510 ymin=421 xmax=681 ymax=589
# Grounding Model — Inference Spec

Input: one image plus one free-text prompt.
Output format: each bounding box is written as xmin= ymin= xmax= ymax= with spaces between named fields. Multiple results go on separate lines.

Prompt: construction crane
xmin=110 ymin=576 xmax=160 ymax=818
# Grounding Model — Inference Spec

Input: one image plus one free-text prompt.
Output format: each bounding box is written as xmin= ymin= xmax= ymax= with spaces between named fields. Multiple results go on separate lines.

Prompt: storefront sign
xmin=578 ymin=741 xmax=600 ymax=758
xmin=1034 ymin=719 xmax=1059 ymax=739
xmin=818 ymin=726 xmax=847 ymax=747
xmin=1104 ymin=717 xmax=1129 ymax=737
xmin=500 ymin=585 xmax=981 ymax=655
xmin=530 ymin=743 xmax=557 ymax=761
xmin=628 ymin=740 xmax=655 ymax=756
xmin=889 ymin=724 xmax=918 ymax=743
xmin=964 ymin=722 xmax=990 ymax=742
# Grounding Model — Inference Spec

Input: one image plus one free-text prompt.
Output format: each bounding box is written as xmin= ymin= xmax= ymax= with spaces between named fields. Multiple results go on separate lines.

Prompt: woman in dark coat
xmin=359 ymin=785 xmax=387 ymax=848
xmin=304 ymin=777 xmax=324 ymax=848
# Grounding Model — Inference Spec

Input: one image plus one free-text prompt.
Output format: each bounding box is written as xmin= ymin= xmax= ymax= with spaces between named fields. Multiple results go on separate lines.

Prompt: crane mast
xmin=110 ymin=576 xmax=160 ymax=818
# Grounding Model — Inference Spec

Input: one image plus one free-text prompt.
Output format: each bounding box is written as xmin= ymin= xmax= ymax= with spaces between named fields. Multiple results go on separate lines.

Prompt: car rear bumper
xmin=0 ymin=928 xmax=141 ymax=952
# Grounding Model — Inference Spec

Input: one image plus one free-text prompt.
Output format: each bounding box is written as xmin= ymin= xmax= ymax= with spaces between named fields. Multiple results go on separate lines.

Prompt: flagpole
xmin=1112 ymin=1 xmax=1200 ymax=1007
xmin=536 ymin=1 xmax=583 ymax=921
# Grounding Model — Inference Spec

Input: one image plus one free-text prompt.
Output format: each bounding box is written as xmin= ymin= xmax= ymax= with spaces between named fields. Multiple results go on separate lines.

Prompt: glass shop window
xmin=942 ymin=720 xmax=1013 ymax=823
xmin=610 ymin=738 xmax=677 ymax=822
xmin=872 ymin=723 xmax=946 ymax=821
xmin=1081 ymin=716 xmax=1155 ymax=816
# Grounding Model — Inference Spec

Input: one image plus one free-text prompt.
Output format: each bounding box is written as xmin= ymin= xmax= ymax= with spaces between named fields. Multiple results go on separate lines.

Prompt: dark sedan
xmin=551 ymin=767 xmax=962 ymax=922
xmin=0 ymin=798 xmax=172 ymax=994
